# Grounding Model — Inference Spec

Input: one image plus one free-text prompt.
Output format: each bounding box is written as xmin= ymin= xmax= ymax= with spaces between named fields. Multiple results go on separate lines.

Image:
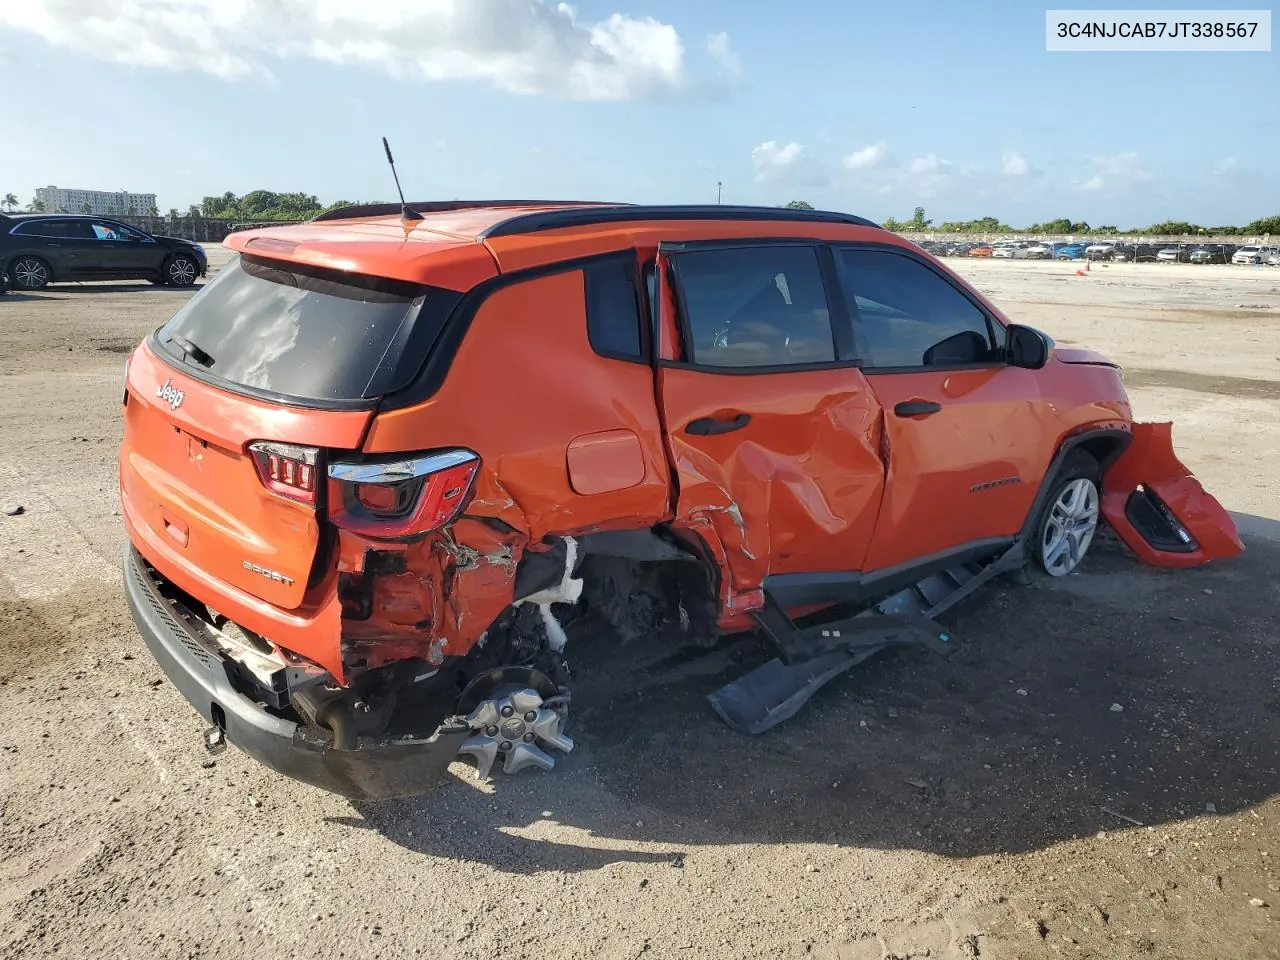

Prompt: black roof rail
xmin=311 ymin=200 xmax=630 ymax=223
xmin=478 ymin=204 xmax=882 ymax=239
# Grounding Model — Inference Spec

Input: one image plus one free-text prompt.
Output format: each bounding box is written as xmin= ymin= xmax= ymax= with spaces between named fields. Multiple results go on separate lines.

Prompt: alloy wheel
xmin=1040 ymin=477 xmax=1100 ymax=576
xmin=12 ymin=258 xmax=49 ymax=289
xmin=168 ymin=258 xmax=197 ymax=286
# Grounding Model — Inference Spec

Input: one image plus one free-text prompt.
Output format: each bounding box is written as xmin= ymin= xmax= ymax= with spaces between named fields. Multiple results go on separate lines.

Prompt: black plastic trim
xmin=311 ymin=200 xmax=628 ymax=223
xmin=1123 ymin=486 xmax=1198 ymax=553
xmin=763 ymin=537 xmax=1014 ymax=609
xmin=480 ymin=205 xmax=882 ymax=240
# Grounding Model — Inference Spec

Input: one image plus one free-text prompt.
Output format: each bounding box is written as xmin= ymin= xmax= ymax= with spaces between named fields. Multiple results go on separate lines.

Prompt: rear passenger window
xmin=674 ymin=246 xmax=835 ymax=368
xmin=836 ymin=249 xmax=996 ymax=369
xmin=584 ymin=259 xmax=644 ymax=359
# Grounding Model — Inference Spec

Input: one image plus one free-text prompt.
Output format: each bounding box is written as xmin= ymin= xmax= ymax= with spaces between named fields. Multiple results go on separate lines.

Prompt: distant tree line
xmin=785 ymin=202 xmax=1279 ymax=236
xmin=5 ymin=190 xmax=1277 ymax=237
xmin=195 ymin=190 xmax=364 ymax=221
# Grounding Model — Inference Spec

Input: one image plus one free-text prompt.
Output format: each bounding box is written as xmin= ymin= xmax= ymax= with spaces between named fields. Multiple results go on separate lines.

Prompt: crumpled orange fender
xmin=1101 ymin=421 xmax=1244 ymax=568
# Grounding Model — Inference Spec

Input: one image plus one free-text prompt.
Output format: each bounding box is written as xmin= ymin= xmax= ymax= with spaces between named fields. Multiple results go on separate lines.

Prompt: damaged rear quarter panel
xmin=349 ymin=268 xmax=673 ymax=661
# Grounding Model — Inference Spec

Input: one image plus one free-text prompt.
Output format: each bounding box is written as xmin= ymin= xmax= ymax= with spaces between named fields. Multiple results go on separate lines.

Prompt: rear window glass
xmin=153 ymin=256 xmax=431 ymax=402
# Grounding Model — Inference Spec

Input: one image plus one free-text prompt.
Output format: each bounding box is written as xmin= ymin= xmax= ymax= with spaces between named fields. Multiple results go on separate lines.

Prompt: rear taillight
xmin=327 ymin=449 xmax=479 ymax=541
xmin=249 ymin=441 xmax=319 ymax=506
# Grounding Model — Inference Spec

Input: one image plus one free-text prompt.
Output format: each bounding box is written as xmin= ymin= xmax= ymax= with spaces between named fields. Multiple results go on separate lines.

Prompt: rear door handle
xmin=686 ymin=413 xmax=751 ymax=436
xmin=894 ymin=400 xmax=942 ymax=418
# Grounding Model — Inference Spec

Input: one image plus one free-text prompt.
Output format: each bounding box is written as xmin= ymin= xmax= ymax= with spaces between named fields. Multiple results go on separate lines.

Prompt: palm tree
xmin=2 ymin=193 xmax=16 ymax=212
xmin=81 ymin=203 xmax=91 ymax=215
xmin=27 ymin=199 xmax=45 ymax=213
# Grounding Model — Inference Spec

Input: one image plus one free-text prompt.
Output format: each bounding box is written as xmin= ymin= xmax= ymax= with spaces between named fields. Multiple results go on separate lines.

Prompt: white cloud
xmin=1214 ymin=156 xmax=1240 ymax=176
xmin=0 ymin=0 xmax=736 ymax=102
xmin=751 ymin=140 xmax=804 ymax=180
xmin=706 ymin=31 xmax=742 ymax=81
xmin=909 ymin=154 xmax=953 ymax=176
xmin=1001 ymin=151 xmax=1031 ymax=176
xmin=843 ymin=142 xmax=894 ymax=170
xmin=750 ymin=140 xmax=827 ymax=189
xmin=1073 ymin=152 xmax=1152 ymax=192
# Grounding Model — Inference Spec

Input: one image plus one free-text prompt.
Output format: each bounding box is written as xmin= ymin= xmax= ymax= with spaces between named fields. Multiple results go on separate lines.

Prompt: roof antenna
xmin=382 ymin=136 xmax=422 ymax=222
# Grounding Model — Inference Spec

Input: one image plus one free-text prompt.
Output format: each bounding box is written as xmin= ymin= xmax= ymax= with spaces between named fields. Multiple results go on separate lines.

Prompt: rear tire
xmin=164 ymin=255 xmax=198 ymax=287
xmin=1031 ymin=451 xmax=1101 ymax=577
xmin=10 ymin=256 xmax=51 ymax=290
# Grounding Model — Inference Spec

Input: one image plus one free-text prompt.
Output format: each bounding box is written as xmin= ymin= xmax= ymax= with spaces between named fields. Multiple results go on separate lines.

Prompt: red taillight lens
xmin=249 ymin=441 xmax=319 ymax=506
xmin=327 ymin=450 xmax=479 ymax=541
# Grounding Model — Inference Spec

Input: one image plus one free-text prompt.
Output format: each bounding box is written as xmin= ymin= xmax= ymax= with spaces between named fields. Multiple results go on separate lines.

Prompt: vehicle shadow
xmin=345 ymin=518 xmax=1280 ymax=875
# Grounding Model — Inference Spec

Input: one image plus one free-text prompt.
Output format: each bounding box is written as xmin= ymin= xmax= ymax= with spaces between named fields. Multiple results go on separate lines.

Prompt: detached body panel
xmin=1101 ymin=421 xmax=1245 ymax=567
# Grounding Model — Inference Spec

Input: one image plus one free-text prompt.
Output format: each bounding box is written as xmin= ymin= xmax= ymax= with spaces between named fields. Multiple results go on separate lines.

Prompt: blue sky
xmin=1 ymin=0 xmax=1275 ymax=227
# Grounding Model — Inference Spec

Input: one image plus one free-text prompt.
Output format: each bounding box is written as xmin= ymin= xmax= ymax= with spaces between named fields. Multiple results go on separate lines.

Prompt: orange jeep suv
xmin=119 ymin=201 xmax=1243 ymax=799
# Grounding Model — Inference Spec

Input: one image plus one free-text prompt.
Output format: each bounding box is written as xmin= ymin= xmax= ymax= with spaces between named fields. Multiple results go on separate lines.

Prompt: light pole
xmin=717 ymin=181 xmax=722 ymax=205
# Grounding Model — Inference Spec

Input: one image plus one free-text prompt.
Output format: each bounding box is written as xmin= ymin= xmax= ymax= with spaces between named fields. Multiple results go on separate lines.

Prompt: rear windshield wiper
xmin=165 ymin=333 xmax=214 ymax=368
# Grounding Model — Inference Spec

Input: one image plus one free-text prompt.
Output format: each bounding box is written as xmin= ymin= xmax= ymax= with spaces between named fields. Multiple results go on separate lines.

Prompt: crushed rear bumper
xmin=122 ymin=545 xmax=469 ymax=800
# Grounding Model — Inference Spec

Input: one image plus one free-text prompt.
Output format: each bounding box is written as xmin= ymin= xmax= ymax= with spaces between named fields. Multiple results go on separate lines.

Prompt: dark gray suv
xmin=0 ymin=214 xmax=207 ymax=290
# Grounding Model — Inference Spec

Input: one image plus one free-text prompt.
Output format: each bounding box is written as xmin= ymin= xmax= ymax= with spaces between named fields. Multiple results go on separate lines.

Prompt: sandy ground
xmin=0 ymin=249 xmax=1277 ymax=960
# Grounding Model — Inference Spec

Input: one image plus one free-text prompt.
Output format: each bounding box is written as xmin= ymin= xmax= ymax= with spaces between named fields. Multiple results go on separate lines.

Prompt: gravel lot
xmin=1 ymin=249 xmax=1278 ymax=960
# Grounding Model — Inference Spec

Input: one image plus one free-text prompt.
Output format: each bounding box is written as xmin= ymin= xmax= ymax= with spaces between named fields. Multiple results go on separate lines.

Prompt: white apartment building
xmin=33 ymin=185 xmax=158 ymax=217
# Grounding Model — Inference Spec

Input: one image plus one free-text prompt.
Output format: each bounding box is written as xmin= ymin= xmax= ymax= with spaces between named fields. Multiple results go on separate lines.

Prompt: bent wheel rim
xmin=1040 ymin=477 xmax=1099 ymax=576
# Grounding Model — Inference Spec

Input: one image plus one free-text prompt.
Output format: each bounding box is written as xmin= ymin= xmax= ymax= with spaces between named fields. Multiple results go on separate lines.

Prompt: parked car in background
xmin=1189 ymin=244 xmax=1232 ymax=264
xmin=967 ymin=243 xmax=993 ymax=257
xmin=1056 ymin=243 xmax=1088 ymax=260
xmin=1267 ymin=251 xmax=1280 ymax=266
xmin=0 ymin=214 xmax=208 ymax=290
xmin=1085 ymin=242 xmax=1117 ymax=260
xmin=1157 ymin=244 xmax=1192 ymax=263
xmin=1109 ymin=243 xmax=1160 ymax=262
xmin=1233 ymin=245 xmax=1275 ymax=265
xmin=1024 ymin=242 xmax=1053 ymax=259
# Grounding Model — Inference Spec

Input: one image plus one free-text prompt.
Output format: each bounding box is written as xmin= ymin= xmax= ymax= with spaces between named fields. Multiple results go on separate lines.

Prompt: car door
xmin=653 ymin=240 xmax=887 ymax=617
xmin=831 ymin=244 xmax=1057 ymax=572
xmin=87 ymin=220 xmax=155 ymax=277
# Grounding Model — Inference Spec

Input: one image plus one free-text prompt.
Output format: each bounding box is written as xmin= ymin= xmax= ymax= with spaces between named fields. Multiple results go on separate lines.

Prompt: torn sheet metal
xmin=659 ymin=373 xmax=886 ymax=626
xmin=1101 ymin=421 xmax=1244 ymax=568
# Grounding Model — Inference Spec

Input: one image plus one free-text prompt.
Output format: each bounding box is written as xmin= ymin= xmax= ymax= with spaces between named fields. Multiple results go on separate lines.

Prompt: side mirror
xmin=1005 ymin=323 xmax=1055 ymax=369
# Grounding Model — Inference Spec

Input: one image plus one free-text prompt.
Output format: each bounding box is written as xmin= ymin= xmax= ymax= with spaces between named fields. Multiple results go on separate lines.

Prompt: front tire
xmin=164 ymin=255 xmax=198 ymax=287
xmin=1032 ymin=452 xmax=1101 ymax=577
xmin=10 ymin=256 xmax=51 ymax=290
